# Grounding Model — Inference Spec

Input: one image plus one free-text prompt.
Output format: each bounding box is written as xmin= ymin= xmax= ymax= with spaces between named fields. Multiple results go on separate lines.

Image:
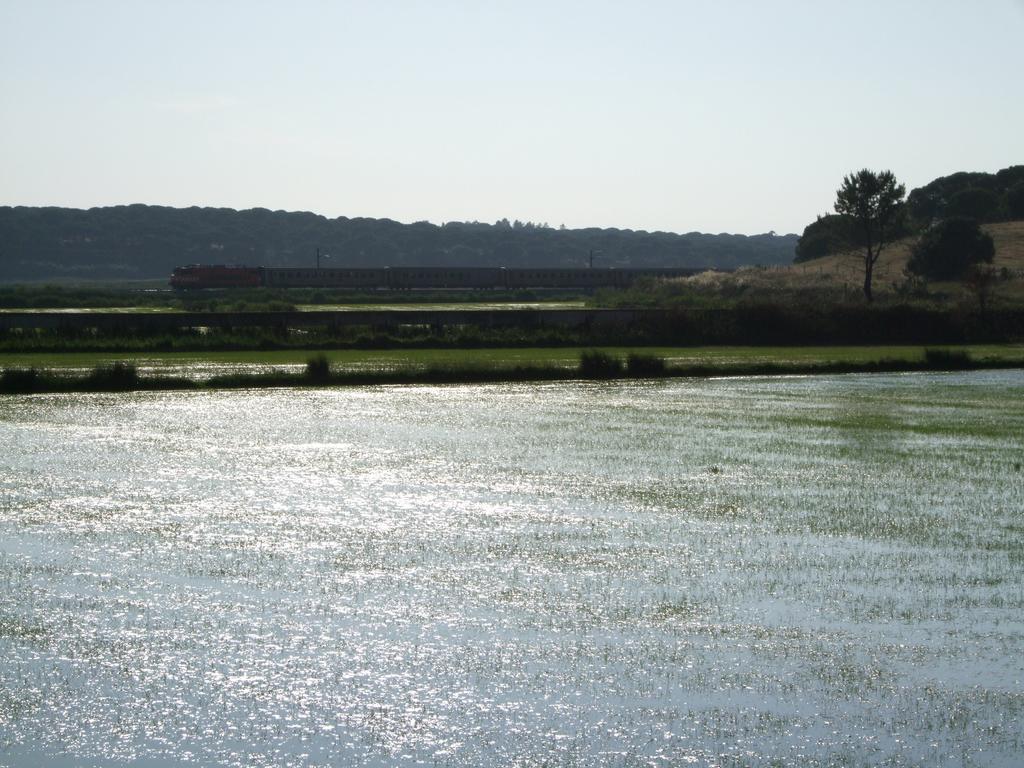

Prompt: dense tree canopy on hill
xmin=0 ymin=206 xmax=798 ymax=282
xmin=905 ymin=165 xmax=1024 ymax=228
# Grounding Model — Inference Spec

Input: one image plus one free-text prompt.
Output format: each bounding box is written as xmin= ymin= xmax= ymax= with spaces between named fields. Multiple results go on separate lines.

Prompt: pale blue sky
xmin=1 ymin=1 xmax=1021 ymax=234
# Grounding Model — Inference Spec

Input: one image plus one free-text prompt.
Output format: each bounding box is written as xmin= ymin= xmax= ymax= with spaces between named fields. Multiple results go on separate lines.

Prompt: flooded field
xmin=1 ymin=372 xmax=1023 ymax=766
xmin=0 ymin=301 xmax=585 ymax=314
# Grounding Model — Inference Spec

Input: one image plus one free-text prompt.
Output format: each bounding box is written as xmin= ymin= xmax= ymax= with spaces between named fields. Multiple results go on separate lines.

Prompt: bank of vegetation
xmin=2 ymin=348 xmax=1020 ymax=396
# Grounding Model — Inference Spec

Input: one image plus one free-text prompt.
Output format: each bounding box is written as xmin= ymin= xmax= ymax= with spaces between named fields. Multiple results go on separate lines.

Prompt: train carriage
xmin=170 ymin=264 xmax=704 ymax=290
xmin=262 ymin=267 xmax=388 ymax=289
xmin=387 ymin=267 xmax=505 ymax=290
xmin=505 ymin=268 xmax=610 ymax=289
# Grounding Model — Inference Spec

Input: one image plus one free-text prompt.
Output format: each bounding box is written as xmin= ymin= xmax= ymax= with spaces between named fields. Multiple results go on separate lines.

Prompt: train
xmin=169 ymin=264 xmax=701 ymax=291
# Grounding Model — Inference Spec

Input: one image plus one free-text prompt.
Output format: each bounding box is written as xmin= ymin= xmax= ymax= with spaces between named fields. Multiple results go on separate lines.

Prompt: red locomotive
xmin=170 ymin=265 xmax=263 ymax=289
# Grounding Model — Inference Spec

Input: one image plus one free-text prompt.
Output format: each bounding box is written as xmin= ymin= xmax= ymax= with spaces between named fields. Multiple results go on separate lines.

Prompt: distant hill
xmin=0 ymin=205 xmax=798 ymax=282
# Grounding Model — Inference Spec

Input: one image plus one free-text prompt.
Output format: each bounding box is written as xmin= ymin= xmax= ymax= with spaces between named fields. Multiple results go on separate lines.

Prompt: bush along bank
xmin=629 ymin=306 xmax=1024 ymax=346
xmin=1 ymin=349 xmax=1020 ymax=395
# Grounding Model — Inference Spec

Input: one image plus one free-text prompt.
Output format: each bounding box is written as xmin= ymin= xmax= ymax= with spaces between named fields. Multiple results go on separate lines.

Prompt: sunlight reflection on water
xmin=1 ymin=371 xmax=1023 ymax=766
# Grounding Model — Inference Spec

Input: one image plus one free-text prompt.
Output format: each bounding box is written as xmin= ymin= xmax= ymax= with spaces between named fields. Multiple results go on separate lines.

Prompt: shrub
xmin=907 ymin=218 xmax=995 ymax=281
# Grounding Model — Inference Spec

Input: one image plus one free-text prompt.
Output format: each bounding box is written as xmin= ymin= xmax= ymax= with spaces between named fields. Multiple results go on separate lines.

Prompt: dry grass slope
xmin=681 ymin=221 xmax=1024 ymax=300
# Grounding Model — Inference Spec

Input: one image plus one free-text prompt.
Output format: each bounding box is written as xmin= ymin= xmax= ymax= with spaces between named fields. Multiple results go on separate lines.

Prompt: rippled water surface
xmin=2 ymin=372 xmax=1023 ymax=766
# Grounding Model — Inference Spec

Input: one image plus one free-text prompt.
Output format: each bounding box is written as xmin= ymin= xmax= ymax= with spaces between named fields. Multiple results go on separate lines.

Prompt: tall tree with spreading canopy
xmin=834 ymin=169 xmax=906 ymax=301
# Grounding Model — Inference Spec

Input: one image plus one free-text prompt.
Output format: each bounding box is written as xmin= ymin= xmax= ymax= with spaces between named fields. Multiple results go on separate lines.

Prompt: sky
xmin=1 ymin=1 xmax=1021 ymax=236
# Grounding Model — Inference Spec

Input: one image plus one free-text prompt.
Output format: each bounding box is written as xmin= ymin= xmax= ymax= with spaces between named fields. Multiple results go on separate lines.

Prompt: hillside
xmin=0 ymin=205 xmax=798 ymax=282
xmin=680 ymin=221 xmax=1024 ymax=299
xmin=794 ymin=165 xmax=1024 ymax=264
xmin=790 ymin=220 xmax=1024 ymax=285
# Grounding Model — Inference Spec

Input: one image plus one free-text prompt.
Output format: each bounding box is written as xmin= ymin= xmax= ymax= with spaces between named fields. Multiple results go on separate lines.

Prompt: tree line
xmin=0 ymin=206 xmax=798 ymax=282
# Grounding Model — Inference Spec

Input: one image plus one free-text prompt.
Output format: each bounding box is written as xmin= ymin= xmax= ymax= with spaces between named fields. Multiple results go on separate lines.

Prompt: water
xmin=1 ymin=372 xmax=1023 ymax=766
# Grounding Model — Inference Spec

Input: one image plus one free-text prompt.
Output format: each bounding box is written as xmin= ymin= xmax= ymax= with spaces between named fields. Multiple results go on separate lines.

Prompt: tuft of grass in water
xmin=305 ymin=354 xmax=331 ymax=382
xmin=0 ymin=614 xmax=49 ymax=642
xmin=579 ymin=350 xmax=623 ymax=378
xmin=85 ymin=362 xmax=138 ymax=390
xmin=626 ymin=353 xmax=667 ymax=377
xmin=0 ymin=367 xmax=41 ymax=393
xmin=924 ymin=348 xmax=971 ymax=367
